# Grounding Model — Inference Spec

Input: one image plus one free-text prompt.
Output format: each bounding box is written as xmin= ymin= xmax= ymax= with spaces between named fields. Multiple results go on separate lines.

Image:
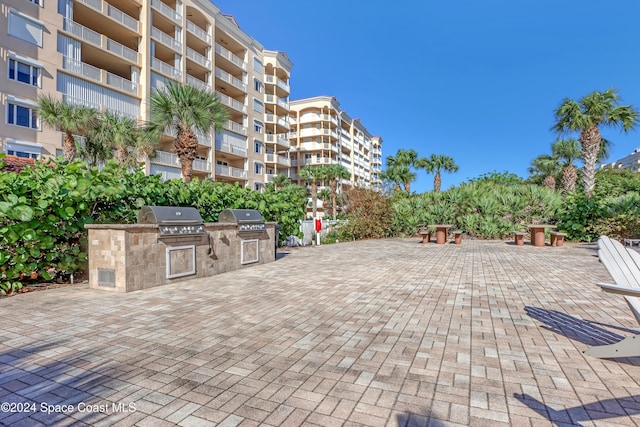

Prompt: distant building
xmin=600 ymin=148 xmax=640 ymax=172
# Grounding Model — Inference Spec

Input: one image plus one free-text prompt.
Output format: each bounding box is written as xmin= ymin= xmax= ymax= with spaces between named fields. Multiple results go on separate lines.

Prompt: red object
xmin=315 ymin=219 xmax=322 ymax=231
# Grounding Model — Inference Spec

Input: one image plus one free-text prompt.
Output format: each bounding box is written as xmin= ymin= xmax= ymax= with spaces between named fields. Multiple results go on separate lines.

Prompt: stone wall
xmin=86 ymin=222 xmax=276 ymax=292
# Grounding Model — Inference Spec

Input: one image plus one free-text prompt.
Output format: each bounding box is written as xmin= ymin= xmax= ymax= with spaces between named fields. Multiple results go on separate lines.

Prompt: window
xmin=254 ymin=183 xmax=264 ymax=192
xmin=7 ymin=102 xmax=38 ymax=129
xmin=254 ymin=78 xmax=263 ymax=93
xmin=6 ymin=140 xmax=42 ymax=159
xmin=254 ymin=120 xmax=263 ymax=134
xmin=254 ymin=162 xmax=263 ymax=174
xmin=8 ymin=58 xmax=41 ymax=87
xmin=254 ymin=141 xmax=262 ymax=154
xmin=253 ymin=99 xmax=263 ymax=113
xmin=27 ymin=0 xmax=43 ymax=5
xmin=253 ymin=58 xmax=263 ymax=73
xmin=8 ymin=10 xmax=44 ymax=46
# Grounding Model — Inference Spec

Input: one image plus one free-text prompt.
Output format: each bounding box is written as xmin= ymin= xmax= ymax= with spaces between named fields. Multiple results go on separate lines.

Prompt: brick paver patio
xmin=2 ymin=238 xmax=640 ymax=426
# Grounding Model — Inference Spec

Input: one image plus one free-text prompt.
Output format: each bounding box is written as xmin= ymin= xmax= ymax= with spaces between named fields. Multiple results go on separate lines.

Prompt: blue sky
xmin=212 ymin=0 xmax=640 ymax=193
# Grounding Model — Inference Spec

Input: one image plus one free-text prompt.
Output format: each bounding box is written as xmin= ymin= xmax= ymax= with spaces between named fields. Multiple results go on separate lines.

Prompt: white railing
xmin=62 ymin=56 xmax=101 ymax=81
xmin=265 ymin=75 xmax=289 ymax=92
xmin=223 ymin=120 xmax=246 ymax=135
xmin=265 ymin=133 xmax=289 ymax=149
xmin=64 ymin=19 xmax=101 ymax=45
xmin=151 ymin=26 xmax=181 ymax=51
xmin=216 ymin=92 xmax=245 ymax=113
xmin=264 ymin=94 xmax=289 ymax=110
xmin=150 ymin=0 xmax=181 ymax=23
xmin=194 ymin=129 xmax=211 ymax=146
xmin=62 ymin=93 xmax=101 ymax=110
xmin=265 ymin=114 xmax=290 ymax=129
xmin=186 ymin=47 xmax=210 ymax=68
xmin=214 ymin=67 xmax=245 ymax=91
xmin=186 ymin=75 xmax=209 ymax=91
xmin=186 ymin=20 xmax=210 ymax=43
xmin=153 ymin=150 xmax=210 ymax=171
xmin=151 ymin=57 xmax=181 ymax=80
xmin=215 ymin=164 xmax=246 ymax=179
xmin=215 ymin=140 xmax=247 ymax=157
xmin=107 ymin=4 xmax=139 ymax=32
xmin=105 ymin=72 xmax=137 ymax=94
xmin=214 ymin=43 xmax=244 ymax=69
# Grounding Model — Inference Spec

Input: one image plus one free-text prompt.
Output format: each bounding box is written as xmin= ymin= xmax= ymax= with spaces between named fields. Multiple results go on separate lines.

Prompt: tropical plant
xmin=417 ymin=154 xmax=459 ymax=192
xmin=553 ymin=88 xmax=639 ymax=199
xmin=551 ymin=139 xmax=581 ymax=195
xmin=147 ymin=82 xmax=228 ymax=182
xmin=380 ymin=164 xmax=414 ymax=192
xmin=321 ymin=164 xmax=350 ymax=220
xmin=386 ymin=149 xmax=419 ymax=192
xmin=272 ymin=173 xmax=292 ymax=190
xmin=37 ymin=95 xmax=98 ymax=162
xmin=528 ymin=154 xmax=560 ymax=190
xmin=299 ymin=165 xmax=323 ymax=219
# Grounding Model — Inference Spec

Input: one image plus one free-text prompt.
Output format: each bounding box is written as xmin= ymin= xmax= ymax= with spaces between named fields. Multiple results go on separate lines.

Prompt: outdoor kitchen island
xmin=85 ymin=207 xmax=277 ymax=292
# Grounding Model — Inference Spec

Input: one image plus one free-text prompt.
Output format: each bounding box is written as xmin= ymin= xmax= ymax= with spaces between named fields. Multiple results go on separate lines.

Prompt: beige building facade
xmin=600 ymin=148 xmax=640 ymax=173
xmin=1 ymin=0 xmax=380 ymax=191
xmin=289 ymin=96 xmax=382 ymax=191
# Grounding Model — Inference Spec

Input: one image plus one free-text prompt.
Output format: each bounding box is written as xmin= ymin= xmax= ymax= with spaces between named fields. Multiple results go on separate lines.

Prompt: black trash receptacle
xmin=274 ymin=224 xmax=283 ymax=253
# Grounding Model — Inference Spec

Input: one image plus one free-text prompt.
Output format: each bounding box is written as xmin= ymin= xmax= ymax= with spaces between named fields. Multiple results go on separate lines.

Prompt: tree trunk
xmin=115 ymin=147 xmax=127 ymax=166
xmin=404 ymin=181 xmax=411 ymax=193
xmin=174 ymin=128 xmax=198 ymax=183
xmin=311 ymin=181 xmax=318 ymax=219
xmin=330 ymin=180 xmax=338 ymax=221
xmin=562 ymin=165 xmax=577 ymax=196
xmin=63 ymin=132 xmax=76 ymax=162
xmin=434 ymin=171 xmax=442 ymax=192
xmin=543 ymin=175 xmax=556 ymax=190
xmin=581 ymin=126 xmax=601 ymax=199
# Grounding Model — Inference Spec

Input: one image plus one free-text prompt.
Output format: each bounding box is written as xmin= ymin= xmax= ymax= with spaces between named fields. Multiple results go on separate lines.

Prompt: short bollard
xmin=513 ymin=232 xmax=525 ymax=246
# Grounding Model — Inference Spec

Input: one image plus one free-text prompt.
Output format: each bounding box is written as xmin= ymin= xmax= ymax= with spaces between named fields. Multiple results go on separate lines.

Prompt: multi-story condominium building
xmin=600 ymin=148 xmax=640 ymax=173
xmin=0 ymin=0 xmax=292 ymax=190
xmin=289 ymin=96 xmax=382 ymax=215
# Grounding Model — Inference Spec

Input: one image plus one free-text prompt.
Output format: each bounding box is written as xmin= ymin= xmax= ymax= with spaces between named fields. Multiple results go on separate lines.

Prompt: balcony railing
xmin=265 ymin=114 xmax=289 ymax=129
xmin=223 ymin=120 xmax=246 ymax=135
xmin=216 ymin=92 xmax=245 ymax=113
xmin=186 ymin=47 xmax=210 ymax=68
xmin=215 ymin=163 xmax=246 ymax=179
xmin=150 ymin=0 xmax=181 ymax=23
xmin=265 ymin=133 xmax=289 ymax=149
xmin=265 ymin=153 xmax=289 ymax=167
xmin=62 ymin=93 xmax=101 ymax=110
xmin=151 ymin=57 xmax=181 ymax=80
xmin=264 ymin=94 xmax=289 ymax=110
xmin=215 ymin=140 xmax=247 ymax=157
xmin=62 ymin=57 xmax=138 ymax=95
xmin=153 ymin=150 xmax=210 ymax=172
xmin=214 ymin=43 xmax=244 ymax=70
xmin=151 ymin=26 xmax=181 ymax=51
xmin=214 ymin=67 xmax=245 ymax=91
xmin=186 ymin=20 xmax=210 ymax=43
xmin=105 ymin=71 xmax=137 ymax=94
xmin=64 ymin=20 xmax=139 ymax=63
xmin=75 ymin=0 xmax=139 ymax=32
xmin=265 ymin=75 xmax=289 ymax=92
xmin=186 ymin=74 xmax=209 ymax=91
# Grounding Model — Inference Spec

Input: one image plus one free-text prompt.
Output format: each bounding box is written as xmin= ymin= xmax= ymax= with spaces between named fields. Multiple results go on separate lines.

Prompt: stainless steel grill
xmin=138 ymin=206 xmax=206 ymax=237
xmin=218 ymin=209 xmax=266 ymax=233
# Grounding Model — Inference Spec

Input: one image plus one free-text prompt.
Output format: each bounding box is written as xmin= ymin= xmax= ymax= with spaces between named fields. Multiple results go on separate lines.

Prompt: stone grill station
xmin=85 ymin=206 xmax=276 ymax=292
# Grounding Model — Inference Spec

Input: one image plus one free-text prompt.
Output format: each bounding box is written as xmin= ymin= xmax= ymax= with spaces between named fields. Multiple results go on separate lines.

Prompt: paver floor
xmin=1 ymin=238 xmax=640 ymax=426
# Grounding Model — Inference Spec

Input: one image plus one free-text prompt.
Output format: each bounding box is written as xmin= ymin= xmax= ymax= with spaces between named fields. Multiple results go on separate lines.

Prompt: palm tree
xmin=37 ymin=95 xmax=98 ymax=162
xmin=386 ymin=149 xmax=418 ymax=192
xmin=272 ymin=173 xmax=292 ymax=190
xmin=381 ymin=164 xmax=415 ymax=192
xmin=551 ymin=139 xmax=581 ymax=195
xmin=553 ymin=88 xmax=639 ymax=198
xmin=318 ymin=188 xmax=331 ymax=215
xmin=299 ymin=165 xmax=323 ymax=219
xmin=88 ymin=111 xmax=157 ymax=168
xmin=529 ymin=154 xmax=560 ymax=190
xmin=147 ymin=82 xmax=228 ymax=183
xmin=322 ymin=164 xmax=350 ymax=220
xmin=418 ymin=154 xmax=460 ymax=192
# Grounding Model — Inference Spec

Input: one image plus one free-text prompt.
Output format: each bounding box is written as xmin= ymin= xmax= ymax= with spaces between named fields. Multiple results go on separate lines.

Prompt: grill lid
xmin=138 ymin=206 xmax=206 ymax=236
xmin=218 ymin=209 xmax=266 ymax=232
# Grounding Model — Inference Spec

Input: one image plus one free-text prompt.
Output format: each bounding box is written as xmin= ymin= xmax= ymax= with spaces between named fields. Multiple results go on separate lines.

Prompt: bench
xmin=550 ymin=232 xmax=567 ymax=247
xmin=584 ymin=236 xmax=640 ymax=358
xmin=452 ymin=230 xmax=463 ymax=245
xmin=624 ymin=239 xmax=640 ymax=247
xmin=513 ymin=231 xmax=525 ymax=246
xmin=418 ymin=229 xmax=431 ymax=244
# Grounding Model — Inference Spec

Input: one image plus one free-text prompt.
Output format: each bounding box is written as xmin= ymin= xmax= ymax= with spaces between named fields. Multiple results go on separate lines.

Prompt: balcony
xmin=186 ymin=20 xmax=210 ymax=43
xmin=215 ymin=163 xmax=246 ymax=179
xmin=75 ymin=0 xmax=139 ymax=32
xmin=265 ymin=114 xmax=289 ymax=130
xmin=186 ymin=47 xmax=210 ymax=68
xmin=62 ymin=57 xmax=138 ymax=95
xmin=216 ymin=92 xmax=246 ymax=114
xmin=186 ymin=74 xmax=209 ymax=91
xmin=151 ymin=57 xmax=181 ymax=80
xmin=151 ymin=26 xmax=181 ymax=52
xmin=153 ymin=150 xmax=211 ymax=172
xmin=215 ymin=139 xmax=247 ymax=158
xmin=265 ymin=133 xmax=289 ymax=149
xmin=265 ymin=153 xmax=290 ymax=167
xmin=215 ymin=43 xmax=245 ymax=70
xmin=215 ymin=67 xmax=245 ymax=92
xmin=223 ymin=120 xmax=246 ymax=136
xmin=150 ymin=0 xmax=181 ymax=23
xmin=265 ymin=75 xmax=289 ymax=92
xmin=63 ymin=19 xmax=139 ymax=64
